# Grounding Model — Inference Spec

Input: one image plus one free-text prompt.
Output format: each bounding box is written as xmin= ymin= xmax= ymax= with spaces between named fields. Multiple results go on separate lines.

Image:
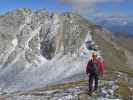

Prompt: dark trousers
xmin=89 ymin=73 xmax=99 ymax=92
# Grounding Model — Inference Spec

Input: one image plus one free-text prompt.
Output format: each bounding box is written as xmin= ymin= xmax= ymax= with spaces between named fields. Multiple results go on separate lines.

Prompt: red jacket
xmin=86 ymin=59 xmax=104 ymax=75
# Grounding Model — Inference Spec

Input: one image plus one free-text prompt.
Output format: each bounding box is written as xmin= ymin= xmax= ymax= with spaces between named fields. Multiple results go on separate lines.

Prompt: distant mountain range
xmin=95 ymin=16 xmax=133 ymax=37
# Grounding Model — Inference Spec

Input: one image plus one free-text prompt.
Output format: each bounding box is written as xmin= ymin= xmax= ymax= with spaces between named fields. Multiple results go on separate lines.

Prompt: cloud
xmin=60 ymin=0 xmax=124 ymax=14
xmin=95 ymin=13 xmax=133 ymax=26
xmin=60 ymin=0 xmax=106 ymax=13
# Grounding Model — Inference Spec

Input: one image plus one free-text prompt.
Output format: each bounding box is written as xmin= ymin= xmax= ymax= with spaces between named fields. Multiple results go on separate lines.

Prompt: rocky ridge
xmin=0 ymin=8 xmax=132 ymax=99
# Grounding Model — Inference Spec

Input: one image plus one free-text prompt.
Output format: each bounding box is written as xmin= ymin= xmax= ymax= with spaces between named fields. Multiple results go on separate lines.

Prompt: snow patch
xmin=12 ymin=39 xmax=18 ymax=47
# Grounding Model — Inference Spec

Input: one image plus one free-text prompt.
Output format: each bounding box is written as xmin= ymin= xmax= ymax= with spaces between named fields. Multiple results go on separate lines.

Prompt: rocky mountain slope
xmin=90 ymin=25 xmax=133 ymax=76
xmin=0 ymin=8 xmax=95 ymax=91
xmin=0 ymin=8 xmax=132 ymax=99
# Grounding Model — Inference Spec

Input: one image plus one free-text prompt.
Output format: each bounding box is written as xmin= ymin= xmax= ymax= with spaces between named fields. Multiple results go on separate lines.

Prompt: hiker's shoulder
xmin=87 ymin=59 xmax=92 ymax=65
xmin=89 ymin=59 xmax=93 ymax=62
xmin=95 ymin=59 xmax=99 ymax=64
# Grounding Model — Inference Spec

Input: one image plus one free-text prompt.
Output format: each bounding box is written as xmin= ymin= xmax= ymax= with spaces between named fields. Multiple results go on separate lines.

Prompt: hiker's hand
xmin=101 ymin=74 xmax=103 ymax=77
xmin=103 ymin=74 xmax=108 ymax=80
xmin=99 ymin=72 xmax=103 ymax=77
xmin=100 ymin=74 xmax=103 ymax=78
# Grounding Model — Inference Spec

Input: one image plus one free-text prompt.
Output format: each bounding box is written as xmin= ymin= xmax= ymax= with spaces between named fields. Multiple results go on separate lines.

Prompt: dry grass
xmin=92 ymin=32 xmax=133 ymax=76
xmin=115 ymin=80 xmax=132 ymax=98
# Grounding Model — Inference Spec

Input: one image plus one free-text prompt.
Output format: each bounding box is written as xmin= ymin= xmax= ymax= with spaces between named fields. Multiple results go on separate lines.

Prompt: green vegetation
xmin=92 ymin=32 xmax=133 ymax=76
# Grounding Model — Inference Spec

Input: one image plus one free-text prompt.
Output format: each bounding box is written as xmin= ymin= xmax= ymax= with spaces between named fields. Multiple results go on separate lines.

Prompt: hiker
xmin=86 ymin=52 xmax=104 ymax=94
xmin=97 ymin=55 xmax=104 ymax=76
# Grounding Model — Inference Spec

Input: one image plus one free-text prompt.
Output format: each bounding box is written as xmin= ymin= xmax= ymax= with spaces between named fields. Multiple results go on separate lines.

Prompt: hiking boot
xmin=87 ymin=90 xmax=92 ymax=96
xmin=94 ymin=88 xmax=98 ymax=91
xmin=94 ymin=86 xmax=98 ymax=91
xmin=88 ymin=91 xmax=92 ymax=96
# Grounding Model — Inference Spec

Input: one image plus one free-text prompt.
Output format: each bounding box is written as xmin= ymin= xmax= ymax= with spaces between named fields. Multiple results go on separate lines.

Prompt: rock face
xmin=0 ymin=9 xmax=90 ymax=68
xmin=0 ymin=8 xmax=132 ymax=100
xmin=0 ymin=8 xmax=95 ymax=91
xmin=1 ymin=72 xmax=132 ymax=100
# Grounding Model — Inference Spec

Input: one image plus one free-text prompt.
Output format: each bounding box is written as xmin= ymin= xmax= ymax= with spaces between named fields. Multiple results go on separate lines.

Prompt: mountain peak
xmin=0 ymin=9 xmax=132 ymax=100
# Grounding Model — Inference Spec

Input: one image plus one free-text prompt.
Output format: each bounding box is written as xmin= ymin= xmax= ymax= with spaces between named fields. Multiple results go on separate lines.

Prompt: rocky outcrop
xmin=0 ymin=72 xmax=132 ymax=100
xmin=0 ymin=9 xmax=91 ymax=69
xmin=0 ymin=8 xmax=95 ymax=92
xmin=0 ymin=8 xmax=132 ymax=99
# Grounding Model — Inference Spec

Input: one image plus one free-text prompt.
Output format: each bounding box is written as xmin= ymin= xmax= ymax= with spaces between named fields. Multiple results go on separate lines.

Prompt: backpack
xmin=90 ymin=60 xmax=99 ymax=74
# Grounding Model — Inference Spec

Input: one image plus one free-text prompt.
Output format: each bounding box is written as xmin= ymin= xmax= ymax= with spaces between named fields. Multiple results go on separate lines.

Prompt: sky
xmin=0 ymin=0 xmax=72 ymax=13
xmin=0 ymin=0 xmax=132 ymax=15
xmin=0 ymin=0 xmax=133 ymax=23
